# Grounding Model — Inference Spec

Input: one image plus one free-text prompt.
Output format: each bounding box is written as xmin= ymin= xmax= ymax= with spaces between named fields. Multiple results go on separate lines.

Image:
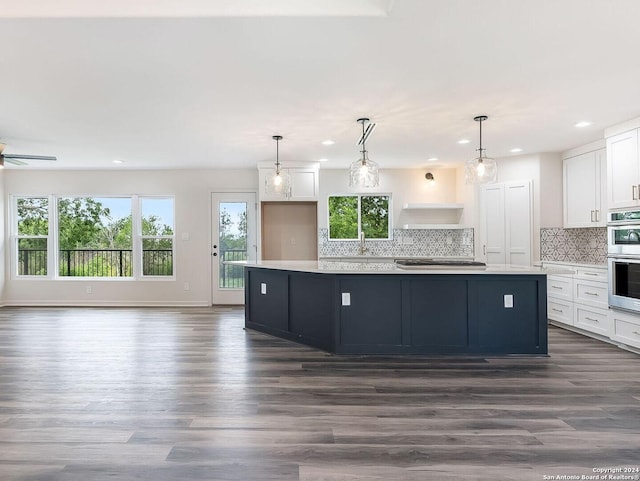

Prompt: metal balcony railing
xmin=219 ymin=248 xmax=247 ymax=288
xmin=18 ymin=249 xmax=173 ymax=277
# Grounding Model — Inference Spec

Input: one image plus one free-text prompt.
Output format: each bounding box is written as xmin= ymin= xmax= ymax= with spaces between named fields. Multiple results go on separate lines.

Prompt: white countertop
xmin=236 ymin=260 xmax=561 ymax=275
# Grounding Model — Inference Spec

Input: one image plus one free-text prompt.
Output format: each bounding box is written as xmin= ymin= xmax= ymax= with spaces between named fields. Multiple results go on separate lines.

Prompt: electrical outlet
xmin=504 ymin=294 xmax=514 ymax=308
xmin=85 ymin=286 xmax=92 ymax=294
xmin=341 ymin=292 xmax=351 ymax=306
xmin=446 ymin=236 xmax=453 ymax=245
xmin=291 ymin=237 xmax=296 ymax=245
xmin=261 ymin=283 xmax=267 ymax=295
xmin=403 ymin=236 xmax=414 ymax=245
xmin=183 ymin=282 xmax=190 ymax=291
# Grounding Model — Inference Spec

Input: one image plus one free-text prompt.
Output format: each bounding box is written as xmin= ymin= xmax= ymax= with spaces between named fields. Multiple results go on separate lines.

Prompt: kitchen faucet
xmin=358 ymin=231 xmax=369 ymax=255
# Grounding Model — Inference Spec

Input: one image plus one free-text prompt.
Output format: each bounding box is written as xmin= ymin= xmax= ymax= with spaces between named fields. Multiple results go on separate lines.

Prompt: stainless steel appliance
xmin=608 ymin=210 xmax=640 ymax=255
xmin=608 ymin=210 xmax=640 ymax=311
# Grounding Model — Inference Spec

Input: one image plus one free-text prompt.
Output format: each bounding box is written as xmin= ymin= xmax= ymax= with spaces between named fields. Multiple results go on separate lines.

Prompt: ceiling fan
xmin=0 ymin=142 xmax=57 ymax=167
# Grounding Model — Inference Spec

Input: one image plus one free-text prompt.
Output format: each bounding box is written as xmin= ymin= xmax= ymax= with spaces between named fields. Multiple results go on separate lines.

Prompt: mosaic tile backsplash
xmin=540 ymin=227 xmax=607 ymax=265
xmin=318 ymin=228 xmax=475 ymax=258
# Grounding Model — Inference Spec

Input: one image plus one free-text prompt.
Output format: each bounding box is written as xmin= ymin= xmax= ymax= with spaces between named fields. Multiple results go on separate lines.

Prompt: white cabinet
xmin=258 ymin=165 xmax=319 ymax=201
xmin=607 ymin=129 xmax=640 ymax=210
xmin=563 ymin=148 xmax=606 ymax=227
xmin=545 ymin=263 xmax=611 ymax=337
xmin=610 ymin=309 xmax=640 ymax=351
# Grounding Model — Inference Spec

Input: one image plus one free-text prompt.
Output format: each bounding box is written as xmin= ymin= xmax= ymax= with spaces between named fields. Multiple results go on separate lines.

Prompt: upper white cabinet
xmin=563 ymin=148 xmax=606 ymax=227
xmin=607 ymin=128 xmax=640 ymax=210
xmin=258 ymin=163 xmax=319 ymax=201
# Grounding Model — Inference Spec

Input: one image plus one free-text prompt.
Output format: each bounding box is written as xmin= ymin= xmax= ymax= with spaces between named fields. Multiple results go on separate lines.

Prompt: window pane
xmin=328 ymin=196 xmax=358 ymax=239
xmin=142 ymin=238 xmax=173 ymax=276
xmin=361 ymin=196 xmax=389 ymax=239
xmin=18 ymin=238 xmax=47 ymax=276
xmin=17 ymin=197 xmax=48 ymax=235
xmin=58 ymin=197 xmax=132 ymax=277
xmin=141 ymin=198 xmax=174 ymax=235
xmin=219 ymin=202 xmax=247 ymax=289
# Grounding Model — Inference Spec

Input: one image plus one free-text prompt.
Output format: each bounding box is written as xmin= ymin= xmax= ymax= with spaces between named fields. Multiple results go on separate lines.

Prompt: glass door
xmin=211 ymin=192 xmax=256 ymax=305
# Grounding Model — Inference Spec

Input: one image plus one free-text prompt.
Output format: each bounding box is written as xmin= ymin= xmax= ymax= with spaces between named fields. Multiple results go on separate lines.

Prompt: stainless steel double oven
xmin=608 ymin=210 xmax=640 ymax=312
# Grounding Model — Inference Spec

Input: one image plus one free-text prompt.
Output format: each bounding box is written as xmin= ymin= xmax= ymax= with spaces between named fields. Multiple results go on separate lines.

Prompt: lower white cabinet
xmin=546 ymin=263 xmax=610 ymax=336
xmin=610 ymin=309 xmax=640 ymax=350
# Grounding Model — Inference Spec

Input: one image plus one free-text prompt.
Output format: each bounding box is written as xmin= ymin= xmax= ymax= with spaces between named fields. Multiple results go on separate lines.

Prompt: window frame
xmin=138 ymin=196 xmax=176 ymax=279
xmin=327 ymin=193 xmax=392 ymax=241
xmin=13 ymin=195 xmax=53 ymax=278
xmin=10 ymin=194 xmax=176 ymax=281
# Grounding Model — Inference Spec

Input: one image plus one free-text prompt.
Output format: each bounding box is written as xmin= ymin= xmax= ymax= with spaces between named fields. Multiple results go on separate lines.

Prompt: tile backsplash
xmin=319 ymin=228 xmax=474 ymax=258
xmin=540 ymin=227 xmax=607 ymax=265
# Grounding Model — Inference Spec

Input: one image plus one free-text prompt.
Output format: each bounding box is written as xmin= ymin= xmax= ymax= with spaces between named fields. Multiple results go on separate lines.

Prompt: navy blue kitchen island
xmin=243 ymin=261 xmax=549 ymax=355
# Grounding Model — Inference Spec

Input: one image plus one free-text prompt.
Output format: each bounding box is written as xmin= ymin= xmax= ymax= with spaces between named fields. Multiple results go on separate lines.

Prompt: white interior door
xmin=211 ymin=192 xmax=256 ymax=305
xmin=480 ymin=181 xmax=532 ymax=266
xmin=481 ymin=184 xmax=506 ymax=264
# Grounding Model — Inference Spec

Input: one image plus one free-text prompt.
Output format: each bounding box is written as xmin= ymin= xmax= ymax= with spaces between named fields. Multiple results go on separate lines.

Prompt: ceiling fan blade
xmin=2 ymin=156 xmax=28 ymax=166
xmin=2 ymin=154 xmax=57 ymax=161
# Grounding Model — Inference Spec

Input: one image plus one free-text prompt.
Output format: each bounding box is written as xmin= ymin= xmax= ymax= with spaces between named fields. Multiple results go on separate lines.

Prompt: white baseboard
xmin=1 ymin=300 xmax=212 ymax=307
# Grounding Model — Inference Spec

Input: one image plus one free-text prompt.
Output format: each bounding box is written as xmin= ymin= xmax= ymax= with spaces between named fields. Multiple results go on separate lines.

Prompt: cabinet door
xmin=289 ymin=169 xmax=318 ymax=200
xmin=596 ymin=148 xmax=607 ymax=226
xmin=481 ymin=184 xmax=506 ymax=264
xmin=607 ymin=129 xmax=640 ymax=210
xmin=564 ymin=152 xmax=597 ymax=228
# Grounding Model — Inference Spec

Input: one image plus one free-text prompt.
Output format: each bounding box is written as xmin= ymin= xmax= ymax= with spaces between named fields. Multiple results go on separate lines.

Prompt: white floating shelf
xmin=402 ymin=203 xmax=464 ymax=210
xmin=402 ymin=224 xmax=463 ymax=229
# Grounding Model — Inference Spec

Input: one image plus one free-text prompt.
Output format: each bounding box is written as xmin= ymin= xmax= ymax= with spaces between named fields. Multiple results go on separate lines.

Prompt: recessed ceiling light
xmin=510 ymin=148 xmax=523 ymax=153
xmin=321 ymin=140 xmax=335 ymax=145
xmin=427 ymin=157 xmax=438 ymax=161
xmin=575 ymin=121 xmax=592 ymax=128
xmin=457 ymin=139 xmax=470 ymax=145
xmin=318 ymin=158 xmax=329 ymax=162
xmin=112 ymin=159 xmax=124 ymax=164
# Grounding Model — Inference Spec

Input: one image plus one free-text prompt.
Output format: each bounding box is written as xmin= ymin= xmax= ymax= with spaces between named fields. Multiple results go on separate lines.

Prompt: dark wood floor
xmin=0 ymin=306 xmax=639 ymax=481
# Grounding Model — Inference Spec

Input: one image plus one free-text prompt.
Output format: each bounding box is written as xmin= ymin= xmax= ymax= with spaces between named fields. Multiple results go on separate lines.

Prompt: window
xmin=328 ymin=195 xmax=390 ymax=240
xmin=16 ymin=197 xmax=49 ymax=276
xmin=140 ymin=197 xmax=174 ymax=276
xmin=12 ymin=195 xmax=175 ymax=279
xmin=58 ymin=197 xmax=132 ymax=277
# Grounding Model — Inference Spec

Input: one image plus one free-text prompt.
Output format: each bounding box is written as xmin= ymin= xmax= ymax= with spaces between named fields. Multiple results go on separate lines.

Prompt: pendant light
xmin=264 ymin=135 xmax=290 ymax=195
xmin=349 ymin=117 xmax=379 ymax=188
xmin=465 ymin=115 xmax=497 ymax=184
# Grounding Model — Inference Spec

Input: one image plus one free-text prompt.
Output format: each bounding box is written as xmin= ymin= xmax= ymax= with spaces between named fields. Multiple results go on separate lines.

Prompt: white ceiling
xmin=1 ymin=0 xmax=640 ymax=170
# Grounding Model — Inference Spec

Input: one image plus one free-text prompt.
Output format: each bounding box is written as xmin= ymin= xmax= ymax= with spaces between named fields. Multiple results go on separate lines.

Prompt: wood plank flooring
xmin=0 ymin=306 xmax=639 ymax=481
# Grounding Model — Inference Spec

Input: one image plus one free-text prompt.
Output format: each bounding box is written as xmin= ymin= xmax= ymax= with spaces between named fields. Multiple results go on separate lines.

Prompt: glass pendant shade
xmin=264 ymin=134 xmax=290 ymax=195
xmin=264 ymin=168 xmax=290 ymax=195
xmin=464 ymin=156 xmax=497 ymax=184
xmin=349 ymin=117 xmax=380 ymax=188
xmin=465 ymin=115 xmax=497 ymax=184
xmin=349 ymin=152 xmax=380 ymax=188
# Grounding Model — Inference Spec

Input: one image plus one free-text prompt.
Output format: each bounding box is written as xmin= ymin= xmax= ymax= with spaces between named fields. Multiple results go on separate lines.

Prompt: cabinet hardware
xmin=633 ymin=185 xmax=638 ymax=201
xmin=584 ymin=291 xmax=599 ymax=296
xmin=590 ymin=210 xmax=595 ymax=222
xmin=595 ymin=210 xmax=600 ymax=222
xmin=633 ymin=331 xmax=640 ymax=336
xmin=584 ymin=272 xmax=598 ymax=276
xmin=482 ymin=245 xmax=486 ymax=256
xmin=585 ymin=317 xmax=599 ymax=323
xmin=551 ymin=308 xmax=563 ymax=312
xmin=551 ymin=285 xmax=563 ymax=289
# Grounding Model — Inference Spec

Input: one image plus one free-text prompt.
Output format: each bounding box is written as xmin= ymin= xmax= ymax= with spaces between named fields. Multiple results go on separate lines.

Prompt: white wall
xmin=0 ymin=169 xmax=5 ymax=304
xmin=3 ymin=168 xmax=257 ymax=306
